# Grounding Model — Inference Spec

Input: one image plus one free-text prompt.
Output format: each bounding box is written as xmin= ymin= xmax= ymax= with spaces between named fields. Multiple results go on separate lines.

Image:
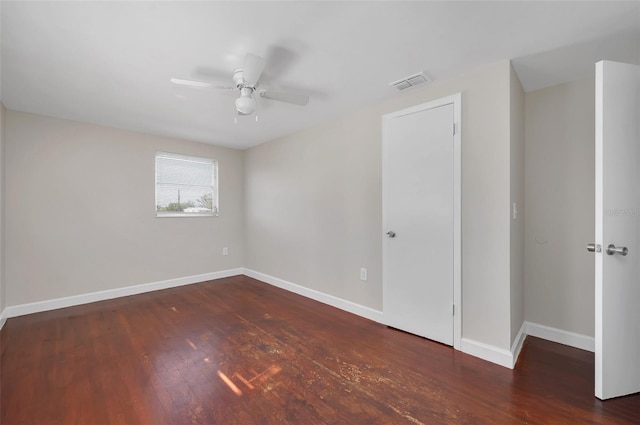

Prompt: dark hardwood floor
xmin=1 ymin=275 xmax=638 ymax=424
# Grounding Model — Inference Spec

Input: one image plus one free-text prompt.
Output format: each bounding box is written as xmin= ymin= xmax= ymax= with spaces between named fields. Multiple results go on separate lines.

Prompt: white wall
xmin=510 ymin=64 xmax=526 ymax=344
xmin=5 ymin=111 xmax=244 ymax=306
xmin=246 ymin=61 xmax=517 ymax=351
xmin=0 ymin=104 xmax=5 ymax=317
xmin=525 ymin=77 xmax=595 ymax=337
xmin=0 ymin=3 xmax=5 ymax=319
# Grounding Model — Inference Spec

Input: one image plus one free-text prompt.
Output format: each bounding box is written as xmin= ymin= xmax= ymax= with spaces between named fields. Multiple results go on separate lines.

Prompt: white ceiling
xmin=2 ymin=1 xmax=639 ymax=150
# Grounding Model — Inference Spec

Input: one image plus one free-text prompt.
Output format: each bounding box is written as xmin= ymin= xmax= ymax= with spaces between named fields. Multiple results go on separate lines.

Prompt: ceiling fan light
xmin=235 ymin=95 xmax=256 ymax=115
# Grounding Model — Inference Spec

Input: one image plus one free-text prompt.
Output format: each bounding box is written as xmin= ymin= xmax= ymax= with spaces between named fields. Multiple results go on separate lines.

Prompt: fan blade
xmin=170 ymin=78 xmax=214 ymax=88
xmin=171 ymin=78 xmax=236 ymax=92
xmin=260 ymin=90 xmax=309 ymax=106
xmin=242 ymin=53 xmax=266 ymax=86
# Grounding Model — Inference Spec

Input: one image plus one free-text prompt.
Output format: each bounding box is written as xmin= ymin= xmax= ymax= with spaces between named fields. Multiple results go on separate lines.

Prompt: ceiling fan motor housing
xmin=233 ymin=69 xmax=248 ymax=88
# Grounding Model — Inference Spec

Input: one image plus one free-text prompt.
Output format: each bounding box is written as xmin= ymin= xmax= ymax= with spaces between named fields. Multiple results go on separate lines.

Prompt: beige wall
xmin=0 ymin=6 xmax=4 ymax=316
xmin=244 ymin=106 xmax=383 ymax=309
xmin=5 ymin=111 xmax=244 ymax=306
xmin=0 ymin=104 xmax=5 ymax=314
xmin=510 ymin=64 xmax=526 ymax=344
xmin=525 ymin=77 xmax=595 ymax=337
xmin=246 ymin=61 xmax=516 ymax=350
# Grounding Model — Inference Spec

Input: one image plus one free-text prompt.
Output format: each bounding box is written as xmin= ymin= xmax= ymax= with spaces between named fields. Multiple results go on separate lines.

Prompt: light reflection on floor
xmin=158 ymin=305 xmax=284 ymax=399
xmin=185 ymin=338 xmax=198 ymax=350
xmin=217 ymin=370 xmax=243 ymax=396
xmin=217 ymin=365 xmax=283 ymax=396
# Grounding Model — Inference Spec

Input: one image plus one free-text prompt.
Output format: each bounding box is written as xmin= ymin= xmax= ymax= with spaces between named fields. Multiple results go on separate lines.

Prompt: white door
xmin=594 ymin=60 xmax=640 ymax=400
xmin=382 ymin=94 xmax=461 ymax=347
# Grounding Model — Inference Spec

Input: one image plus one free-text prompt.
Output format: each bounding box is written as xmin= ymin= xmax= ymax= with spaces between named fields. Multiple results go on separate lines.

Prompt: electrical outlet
xmin=360 ymin=268 xmax=368 ymax=281
xmin=223 ymin=247 xmax=228 ymax=256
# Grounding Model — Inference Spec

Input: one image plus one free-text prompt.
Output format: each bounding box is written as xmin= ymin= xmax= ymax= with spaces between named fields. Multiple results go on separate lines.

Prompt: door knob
xmin=386 ymin=231 xmax=396 ymax=238
xmin=587 ymin=243 xmax=601 ymax=253
xmin=606 ymin=244 xmax=628 ymax=256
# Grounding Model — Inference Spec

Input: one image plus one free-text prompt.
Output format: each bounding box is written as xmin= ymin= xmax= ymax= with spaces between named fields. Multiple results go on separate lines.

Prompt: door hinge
xmin=453 ymin=123 xmax=456 ymax=135
xmin=452 ymin=304 xmax=455 ymax=315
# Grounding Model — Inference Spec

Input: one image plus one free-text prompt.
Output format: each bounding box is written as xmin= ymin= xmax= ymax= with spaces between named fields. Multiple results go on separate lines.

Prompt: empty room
xmin=1 ymin=1 xmax=639 ymax=424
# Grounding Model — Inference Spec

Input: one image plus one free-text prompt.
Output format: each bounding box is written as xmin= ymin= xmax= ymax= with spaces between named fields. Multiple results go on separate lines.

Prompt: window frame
xmin=154 ymin=151 xmax=219 ymax=218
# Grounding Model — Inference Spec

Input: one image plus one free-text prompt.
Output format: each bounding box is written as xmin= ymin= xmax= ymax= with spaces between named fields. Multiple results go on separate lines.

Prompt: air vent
xmin=389 ymin=72 xmax=431 ymax=91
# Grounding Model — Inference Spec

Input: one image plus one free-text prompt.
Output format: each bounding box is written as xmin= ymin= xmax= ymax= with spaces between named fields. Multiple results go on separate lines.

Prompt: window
xmin=155 ymin=152 xmax=218 ymax=217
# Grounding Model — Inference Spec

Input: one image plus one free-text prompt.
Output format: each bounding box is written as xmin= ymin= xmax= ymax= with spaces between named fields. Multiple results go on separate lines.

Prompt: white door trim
xmin=382 ymin=93 xmax=462 ymax=350
xmin=594 ymin=60 xmax=604 ymax=399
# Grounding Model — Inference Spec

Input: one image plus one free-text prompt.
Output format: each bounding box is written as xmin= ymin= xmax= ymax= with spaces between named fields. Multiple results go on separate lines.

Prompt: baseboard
xmin=460 ymin=338 xmax=514 ymax=369
xmin=0 ymin=308 xmax=7 ymax=330
xmin=525 ymin=321 xmax=595 ymax=352
xmin=243 ymin=269 xmax=384 ymax=324
xmin=5 ymin=268 xmax=244 ymax=319
xmin=460 ymin=321 xmax=589 ymax=369
xmin=511 ymin=321 xmax=527 ymax=367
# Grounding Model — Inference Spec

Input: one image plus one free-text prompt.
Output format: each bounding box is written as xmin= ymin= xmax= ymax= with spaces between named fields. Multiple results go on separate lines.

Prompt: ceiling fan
xmin=171 ymin=53 xmax=309 ymax=116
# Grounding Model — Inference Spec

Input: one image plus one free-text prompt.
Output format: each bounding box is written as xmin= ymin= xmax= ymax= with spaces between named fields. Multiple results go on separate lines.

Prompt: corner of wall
xmin=240 ymin=148 xmax=249 ymax=270
xmin=509 ymin=62 xmax=526 ymax=348
xmin=460 ymin=319 xmax=527 ymax=370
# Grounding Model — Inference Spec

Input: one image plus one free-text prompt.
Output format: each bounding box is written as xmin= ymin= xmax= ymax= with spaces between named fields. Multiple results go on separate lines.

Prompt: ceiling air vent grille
xmin=389 ymin=72 xmax=430 ymax=91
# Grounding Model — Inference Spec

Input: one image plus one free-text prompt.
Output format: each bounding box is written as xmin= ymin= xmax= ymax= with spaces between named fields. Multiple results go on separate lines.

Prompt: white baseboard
xmin=0 ymin=308 xmax=7 ymax=330
xmin=525 ymin=321 xmax=595 ymax=352
xmin=459 ymin=321 xmax=526 ymax=370
xmin=511 ymin=321 xmax=527 ymax=367
xmin=243 ymin=269 xmax=384 ymax=324
xmin=5 ymin=268 xmax=243 ymax=319
xmin=460 ymin=337 xmax=514 ymax=369
xmin=460 ymin=321 xmax=589 ymax=370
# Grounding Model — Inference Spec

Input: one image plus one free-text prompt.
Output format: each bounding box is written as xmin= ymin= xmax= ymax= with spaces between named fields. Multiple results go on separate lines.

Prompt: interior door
xmin=382 ymin=96 xmax=460 ymax=346
xmin=594 ymin=60 xmax=640 ymax=400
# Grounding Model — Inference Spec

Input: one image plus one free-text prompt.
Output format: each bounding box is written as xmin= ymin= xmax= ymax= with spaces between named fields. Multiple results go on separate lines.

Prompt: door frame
xmin=382 ymin=93 xmax=462 ymax=350
xmin=594 ymin=60 xmax=604 ymax=399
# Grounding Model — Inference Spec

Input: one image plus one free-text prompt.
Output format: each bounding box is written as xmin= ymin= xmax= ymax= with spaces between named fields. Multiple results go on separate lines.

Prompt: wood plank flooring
xmin=1 ymin=275 xmax=638 ymax=424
